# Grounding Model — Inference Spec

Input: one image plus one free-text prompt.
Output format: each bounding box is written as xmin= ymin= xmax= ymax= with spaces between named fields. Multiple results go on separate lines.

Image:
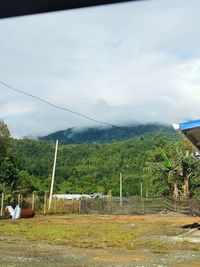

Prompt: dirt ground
xmin=0 ymin=214 xmax=200 ymax=267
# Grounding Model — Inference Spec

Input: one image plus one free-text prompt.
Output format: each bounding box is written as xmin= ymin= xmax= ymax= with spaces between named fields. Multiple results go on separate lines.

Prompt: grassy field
xmin=0 ymin=214 xmax=200 ymax=266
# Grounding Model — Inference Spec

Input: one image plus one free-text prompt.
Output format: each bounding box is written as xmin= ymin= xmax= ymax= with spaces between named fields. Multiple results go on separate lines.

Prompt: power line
xmin=0 ymin=80 xmax=116 ymax=127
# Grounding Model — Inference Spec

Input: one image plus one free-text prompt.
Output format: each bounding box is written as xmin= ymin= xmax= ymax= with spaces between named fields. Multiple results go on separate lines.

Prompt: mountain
xmin=11 ymin=130 xmax=182 ymax=197
xmin=38 ymin=124 xmax=179 ymax=144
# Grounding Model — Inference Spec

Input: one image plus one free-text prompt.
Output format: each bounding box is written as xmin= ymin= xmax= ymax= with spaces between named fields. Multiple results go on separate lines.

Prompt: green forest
xmin=39 ymin=124 xmax=177 ymax=144
xmin=0 ymin=120 xmax=200 ymax=200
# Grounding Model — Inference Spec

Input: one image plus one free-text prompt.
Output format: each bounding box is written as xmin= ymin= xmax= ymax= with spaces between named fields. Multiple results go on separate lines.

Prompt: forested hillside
xmin=12 ymin=135 xmax=155 ymax=196
xmin=1 ymin=120 xmax=199 ymax=200
xmin=10 ymin=132 xmax=200 ymax=199
xmin=39 ymin=124 xmax=179 ymax=144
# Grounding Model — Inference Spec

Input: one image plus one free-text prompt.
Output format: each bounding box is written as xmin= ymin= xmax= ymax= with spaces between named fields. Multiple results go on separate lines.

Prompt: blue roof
xmin=174 ymin=118 xmax=200 ymax=151
xmin=180 ymin=119 xmax=200 ymax=131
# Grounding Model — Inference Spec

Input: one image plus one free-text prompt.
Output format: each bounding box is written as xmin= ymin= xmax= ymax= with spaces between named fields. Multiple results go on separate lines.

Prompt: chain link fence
xmin=1 ymin=192 xmax=200 ymax=217
xmin=0 ymin=193 xmax=80 ymax=217
xmin=80 ymin=196 xmax=200 ymax=216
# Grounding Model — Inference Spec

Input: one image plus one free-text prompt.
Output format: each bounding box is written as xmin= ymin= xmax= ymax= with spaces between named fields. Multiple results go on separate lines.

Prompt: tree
xmin=146 ymin=148 xmax=181 ymax=200
xmin=0 ymin=121 xmax=18 ymax=195
xmin=176 ymin=149 xmax=199 ymax=200
xmin=159 ymin=149 xmax=181 ymax=201
xmin=0 ymin=120 xmax=11 ymax=159
xmin=146 ymin=135 xmax=200 ymax=200
xmin=0 ymin=156 xmax=18 ymax=193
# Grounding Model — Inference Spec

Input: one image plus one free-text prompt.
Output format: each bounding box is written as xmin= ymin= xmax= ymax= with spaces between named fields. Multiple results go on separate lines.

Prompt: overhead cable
xmin=0 ymin=80 xmax=116 ymax=127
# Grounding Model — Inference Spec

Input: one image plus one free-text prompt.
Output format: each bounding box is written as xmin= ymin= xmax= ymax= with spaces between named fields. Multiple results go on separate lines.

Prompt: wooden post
xmin=140 ymin=183 xmax=143 ymax=199
xmin=53 ymin=197 xmax=57 ymax=214
xmin=146 ymin=187 xmax=148 ymax=198
xmin=44 ymin=192 xmax=47 ymax=215
xmin=79 ymin=199 xmax=82 ymax=214
xmin=18 ymin=194 xmax=21 ymax=206
xmin=48 ymin=140 xmax=58 ymax=212
xmin=72 ymin=199 xmax=74 ymax=213
xmin=108 ymin=190 xmax=112 ymax=212
xmin=1 ymin=192 xmax=4 ymax=217
xmin=32 ymin=194 xmax=35 ymax=210
xmin=21 ymin=195 xmax=23 ymax=208
xmin=120 ymin=173 xmax=122 ymax=207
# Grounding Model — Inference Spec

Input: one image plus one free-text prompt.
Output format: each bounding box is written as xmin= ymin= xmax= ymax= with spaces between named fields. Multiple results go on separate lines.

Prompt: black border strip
xmin=0 ymin=0 xmax=143 ymax=19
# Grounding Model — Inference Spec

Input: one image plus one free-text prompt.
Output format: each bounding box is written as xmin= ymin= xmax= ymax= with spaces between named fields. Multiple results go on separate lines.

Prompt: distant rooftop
xmin=53 ymin=193 xmax=104 ymax=200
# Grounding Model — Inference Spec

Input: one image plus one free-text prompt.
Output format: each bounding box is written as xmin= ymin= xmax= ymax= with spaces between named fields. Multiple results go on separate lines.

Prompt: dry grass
xmin=0 ymin=214 xmax=199 ymax=254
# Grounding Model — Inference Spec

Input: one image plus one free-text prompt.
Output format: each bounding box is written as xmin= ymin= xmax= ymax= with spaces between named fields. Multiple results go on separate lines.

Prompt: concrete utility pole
xmin=120 ymin=172 xmax=123 ymax=207
xmin=48 ymin=140 xmax=58 ymax=212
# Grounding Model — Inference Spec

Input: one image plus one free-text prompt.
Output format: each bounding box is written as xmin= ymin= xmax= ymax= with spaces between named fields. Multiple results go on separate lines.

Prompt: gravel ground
xmin=0 ymin=238 xmax=200 ymax=267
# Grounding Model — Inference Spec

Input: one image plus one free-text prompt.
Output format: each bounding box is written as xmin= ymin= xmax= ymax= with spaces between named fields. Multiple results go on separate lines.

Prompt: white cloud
xmin=0 ymin=101 xmax=36 ymax=117
xmin=1 ymin=0 xmax=200 ymax=137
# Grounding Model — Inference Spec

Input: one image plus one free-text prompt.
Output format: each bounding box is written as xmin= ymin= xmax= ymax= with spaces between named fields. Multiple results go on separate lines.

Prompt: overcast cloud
xmin=1 ymin=0 xmax=200 ymax=138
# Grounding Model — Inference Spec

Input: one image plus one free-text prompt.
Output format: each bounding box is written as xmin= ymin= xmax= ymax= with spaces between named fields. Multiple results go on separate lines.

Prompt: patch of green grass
xmin=0 ymin=215 xmax=197 ymax=254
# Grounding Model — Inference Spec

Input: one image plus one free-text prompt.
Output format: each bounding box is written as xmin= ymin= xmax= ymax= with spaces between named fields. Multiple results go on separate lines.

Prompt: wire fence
xmin=80 ymin=196 xmax=200 ymax=215
xmin=1 ymin=192 xmax=200 ymax=217
xmin=0 ymin=193 xmax=80 ymax=217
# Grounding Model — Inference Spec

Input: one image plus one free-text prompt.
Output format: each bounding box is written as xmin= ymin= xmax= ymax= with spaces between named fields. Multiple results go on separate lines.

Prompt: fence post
xmin=164 ymin=198 xmax=167 ymax=213
xmin=18 ymin=194 xmax=21 ymax=206
xmin=21 ymin=195 xmax=23 ymax=208
xmin=32 ymin=194 xmax=34 ymax=210
xmin=86 ymin=198 xmax=88 ymax=213
xmin=120 ymin=173 xmax=123 ymax=207
xmin=143 ymin=198 xmax=145 ymax=214
xmin=72 ymin=199 xmax=74 ymax=213
xmin=146 ymin=187 xmax=148 ymax=198
xmin=1 ymin=192 xmax=4 ymax=217
xmin=44 ymin=192 xmax=47 ymax=215
xmin=140 ymin=183 xmax=143 ymax=199
xmin=109 ymin=190 xmax=112 ymax=213
xmin=79 ymin=199 xmax=82 ymax=214
xmin=53 ymin=197 xmax=57 ymax=214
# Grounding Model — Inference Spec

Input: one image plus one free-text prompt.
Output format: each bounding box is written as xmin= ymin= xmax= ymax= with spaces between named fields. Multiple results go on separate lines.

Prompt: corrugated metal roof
xmin=173 ymin=119 xmax=200 ymax=151
xmin=53 ymin=193 xmax=104 ymax=200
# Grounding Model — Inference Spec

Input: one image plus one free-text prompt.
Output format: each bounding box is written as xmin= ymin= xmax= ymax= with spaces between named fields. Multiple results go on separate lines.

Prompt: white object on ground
xmin=5 ymin=206 xmax=14 ymax=218
xmin=13 ymin=205 xmax=21 ymax=220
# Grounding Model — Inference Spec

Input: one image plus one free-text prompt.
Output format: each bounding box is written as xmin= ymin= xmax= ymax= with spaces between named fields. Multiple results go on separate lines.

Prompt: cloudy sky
xmin=1 ymin=0 xmax=200 ymax=138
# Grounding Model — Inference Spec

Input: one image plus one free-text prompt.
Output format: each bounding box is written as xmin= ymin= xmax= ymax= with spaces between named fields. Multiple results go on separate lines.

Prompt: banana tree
xmin=176 ymin=149 xmax=199 ymax=200
xmin=159 ymin=149 xmax=182 ymax=201
xmin=145 ymin=148 xmax=181 ymax=201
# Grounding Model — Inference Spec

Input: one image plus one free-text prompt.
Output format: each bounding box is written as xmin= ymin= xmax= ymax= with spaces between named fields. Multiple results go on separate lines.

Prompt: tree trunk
xmin=172 ymin=182 xmax=178 ymax=201
xmin=183 ymin=169 xmax=190 ymax=200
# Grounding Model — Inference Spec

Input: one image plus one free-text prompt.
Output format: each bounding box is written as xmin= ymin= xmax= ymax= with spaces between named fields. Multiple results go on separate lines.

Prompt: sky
xmin=1 ymin=0 xmax=200 ymax=138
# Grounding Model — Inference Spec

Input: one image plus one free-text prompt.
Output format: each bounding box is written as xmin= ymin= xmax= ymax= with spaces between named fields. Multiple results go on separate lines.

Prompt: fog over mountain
xmin=39 ymin=124 xmax=179 ymax=144
xmin=1 ymin=0 xmax=200 ymax=138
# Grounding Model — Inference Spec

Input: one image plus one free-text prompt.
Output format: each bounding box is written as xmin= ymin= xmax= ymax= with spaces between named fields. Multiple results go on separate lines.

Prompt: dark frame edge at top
xmin=0 ymin=0 xmax=144 ymax=19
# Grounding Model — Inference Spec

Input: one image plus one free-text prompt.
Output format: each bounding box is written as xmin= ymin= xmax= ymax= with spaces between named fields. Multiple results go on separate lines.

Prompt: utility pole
xmin=48 ymin=140 xmax=58 ymax=212
xmin=120 ymin=172 xmax=123 ymax=207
